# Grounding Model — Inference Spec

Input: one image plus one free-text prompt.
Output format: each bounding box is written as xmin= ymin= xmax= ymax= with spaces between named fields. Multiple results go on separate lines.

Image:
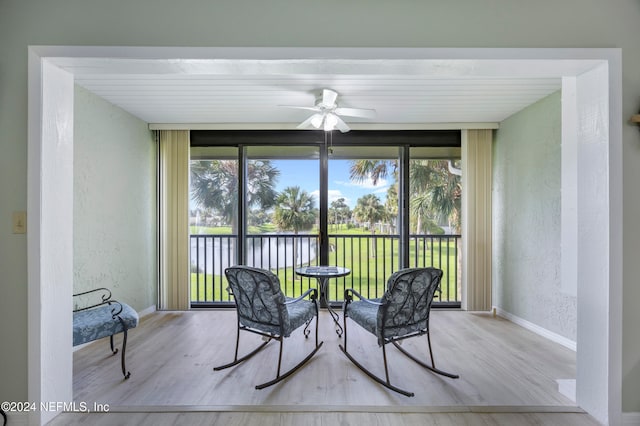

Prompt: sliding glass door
xmin=188 ymin=130 xmax=462 ymax=308
xmin=409 ymin=147 xmax=462 ymax=306
xmin=189 ymin=146 xmax=239 ymax=303
xmin=245 ymin=146 xmax=320 ymax=298
xmin=325 ymin=146 xmax=400 ymax=303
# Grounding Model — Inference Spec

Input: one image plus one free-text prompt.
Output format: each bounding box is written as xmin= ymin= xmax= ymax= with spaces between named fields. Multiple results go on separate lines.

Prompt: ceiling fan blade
xmin=334 ymin=107 xmax=377 ymax=119
xmin=296 ymin=113 xmax=323 ymax=129
xmin=321 ymin=89 xmax=338 ymax=108
xmin=280 ymin=105 xmax=321 ymax=112
xmin=333 ymin=115 xmax=351 ymax=133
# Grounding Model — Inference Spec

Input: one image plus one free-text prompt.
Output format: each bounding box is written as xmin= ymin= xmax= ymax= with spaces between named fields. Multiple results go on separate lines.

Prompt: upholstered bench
xmin=73 ymin=288 xmax=139 ymax=379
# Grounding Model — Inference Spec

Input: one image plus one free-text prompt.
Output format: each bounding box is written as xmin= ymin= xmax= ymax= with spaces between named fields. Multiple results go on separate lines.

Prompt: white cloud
xmin=309 ymin=189 xmax=320 ymax=204
xmin=310 ymin=189 xmax=350 ymax=205
xmin=334 ymin=176 xmax=389 ymax=189
xmin=328 ymin=189 xmax=349 ymax=204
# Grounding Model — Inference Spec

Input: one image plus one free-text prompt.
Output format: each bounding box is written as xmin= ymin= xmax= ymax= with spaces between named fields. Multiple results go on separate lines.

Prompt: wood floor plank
xmin=71 ymin=309 xmax=578 ymax=409
xmin=47 ymin=411 xmax=602 ymax=426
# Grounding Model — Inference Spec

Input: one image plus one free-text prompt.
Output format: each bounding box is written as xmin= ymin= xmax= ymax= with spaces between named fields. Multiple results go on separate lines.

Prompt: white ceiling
xmin=49 ymin=56 xmax=600 ymax=129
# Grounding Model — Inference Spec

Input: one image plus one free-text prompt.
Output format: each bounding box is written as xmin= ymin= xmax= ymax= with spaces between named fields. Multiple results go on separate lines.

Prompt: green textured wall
xmin=493 ymin=92 xmax=577 ymax=340
xmin=0 ymin=0 xmax=638 ymax=415
xmin=73 ymin=85 xmax=156 ymax=312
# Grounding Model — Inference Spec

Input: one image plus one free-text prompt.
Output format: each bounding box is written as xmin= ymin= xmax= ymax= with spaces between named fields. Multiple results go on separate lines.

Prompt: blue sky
xmin=270 ymin=159 xmax=391 ymax=209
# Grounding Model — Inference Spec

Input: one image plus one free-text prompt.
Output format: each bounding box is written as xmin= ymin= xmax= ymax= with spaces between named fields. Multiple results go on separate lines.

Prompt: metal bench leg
xmin=109 ymin=335 xmax=118 ymax=355
xmin=116 ymin=317 xmax=131 ymax=379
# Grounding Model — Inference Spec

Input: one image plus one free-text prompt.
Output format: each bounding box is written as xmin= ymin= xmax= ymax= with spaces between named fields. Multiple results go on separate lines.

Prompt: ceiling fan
xmin=283 ymin=89 xmax=376 ymax=133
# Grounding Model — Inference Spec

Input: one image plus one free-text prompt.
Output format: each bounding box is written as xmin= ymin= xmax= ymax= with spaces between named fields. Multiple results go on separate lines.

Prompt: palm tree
xmin=190 ymin=159 xmax=280 ymax=234
xmin=409 ymin=160 xmax=462 ymax=299
xmin=353 ymin=194 xmax=387 ymax=257
xmin=349 ymin=159 xmax=393 ymax=186
xmin=385 ymin=185 xmax=398 ymax=233
xmin=349 ymin=159 xmax=461 ymax=233
xmin=410 ymin=160 xmax=461 ymax=233
xmin=350 ymin=159 xmax=396 ymax=235
xmin=329 ymin=198 xmax=351 ymax=232
xmin=273 ymin=186 xmax=317 ymax=269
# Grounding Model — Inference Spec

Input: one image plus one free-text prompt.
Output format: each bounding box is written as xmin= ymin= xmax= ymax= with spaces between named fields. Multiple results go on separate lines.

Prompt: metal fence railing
xmin=190 ymin=233 xmax=461 ymax=307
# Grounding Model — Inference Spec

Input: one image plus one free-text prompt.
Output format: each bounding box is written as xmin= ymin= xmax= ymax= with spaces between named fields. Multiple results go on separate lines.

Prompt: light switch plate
xmin=13 ymin=211 xmax=27 ymax=234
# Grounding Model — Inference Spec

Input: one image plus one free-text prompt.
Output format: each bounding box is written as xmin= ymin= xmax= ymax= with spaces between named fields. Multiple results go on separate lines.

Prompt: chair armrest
xmin=73 ymin=287 xmax=123 ymax=319
xmin=283 ymin=288 xmax=318 ymax=304
xmin=344 ymin=288 xmax=383 ymax=306
xmin=73 ymin=287 xmax=112 ymax=309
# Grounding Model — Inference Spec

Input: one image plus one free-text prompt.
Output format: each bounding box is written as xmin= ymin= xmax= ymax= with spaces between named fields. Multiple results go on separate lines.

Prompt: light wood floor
xmin=49 ymin=411 xmax=601 ymax=426
xmin=54 ymin=309 xmax=601 ymax=425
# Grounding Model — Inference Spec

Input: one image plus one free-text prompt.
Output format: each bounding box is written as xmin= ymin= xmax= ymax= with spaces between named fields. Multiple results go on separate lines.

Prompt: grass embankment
xmin=190 ymin=224 xmax=459 ymax=303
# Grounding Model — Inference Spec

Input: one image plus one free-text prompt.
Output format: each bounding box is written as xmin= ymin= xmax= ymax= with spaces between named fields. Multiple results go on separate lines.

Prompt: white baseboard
xmin=138 ymin=304 xmax=156 ymax=318
xmin=555 ymin=379 xmax=576 ymax=403
xmin=493 ymin=306 xmax=577 ymax=352
xmin=623 ymin=412 xmax=640 ymax=426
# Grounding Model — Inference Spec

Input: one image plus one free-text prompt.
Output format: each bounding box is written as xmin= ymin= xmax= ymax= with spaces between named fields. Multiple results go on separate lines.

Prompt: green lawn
xmin=190 ymin=225 xmax=460 ymax=304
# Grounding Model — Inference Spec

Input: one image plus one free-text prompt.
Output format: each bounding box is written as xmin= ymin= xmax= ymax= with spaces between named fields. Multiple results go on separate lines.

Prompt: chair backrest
xmin=224 ymin=266 xmax=288 ymax=334
xmin=377 ymin=267 xmax=443 ymax=342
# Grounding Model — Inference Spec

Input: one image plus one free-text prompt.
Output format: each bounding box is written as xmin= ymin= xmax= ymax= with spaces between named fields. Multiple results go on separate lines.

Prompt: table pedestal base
xmin=295 ymin=266 xmax=350 ymax=338
xmin=318 ymin=277 xmax=343 ymax=337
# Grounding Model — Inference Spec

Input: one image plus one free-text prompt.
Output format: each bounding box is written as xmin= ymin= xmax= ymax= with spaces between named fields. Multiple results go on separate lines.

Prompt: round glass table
xmin=295 ymin=266 xmax=350 ymax=337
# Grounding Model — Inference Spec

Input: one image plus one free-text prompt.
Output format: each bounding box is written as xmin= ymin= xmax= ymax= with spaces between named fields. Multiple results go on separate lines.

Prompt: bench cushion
xmin=73 ymin=303 xmax=139 ymax=346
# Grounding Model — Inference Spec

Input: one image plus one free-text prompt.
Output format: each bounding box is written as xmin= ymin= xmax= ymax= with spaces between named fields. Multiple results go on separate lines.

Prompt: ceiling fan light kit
xmin=283 ymin=88 xmax=376 ymax=133
xmin=323 ymin=113 xmax=338 ymax=131
xmin=310 ymin=113 xmax=324 ymax=129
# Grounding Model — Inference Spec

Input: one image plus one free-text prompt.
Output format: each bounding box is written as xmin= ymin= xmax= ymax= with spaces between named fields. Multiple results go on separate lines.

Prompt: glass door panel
xmin=408 ymin=146 xmax=462 ymax=304
xmin=187 ymin=139 xmax=462 ymax=308
xmin=327 ymin=146 xmax=400 ymax=303
xmin=189 ymin=146 xmax=239 ymax=304
xmin=246 ymin=146 xmax=320 ymax=299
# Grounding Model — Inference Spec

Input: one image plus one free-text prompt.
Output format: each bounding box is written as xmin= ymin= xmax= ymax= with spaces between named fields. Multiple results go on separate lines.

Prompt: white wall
xmin=0 ymin=0 xmax=638 ymax=420
xmin=27 ymin=59 xmax=74 ymax=426
xmin=574 ymin=63 xmax=618 ymax=424
xmin=493 ymin=91 xmax=577 ymax=341
xmin=74 ymin=86 xmax=156 ymax=311
xmin=28 ymin=46 xmax=623 ymax=426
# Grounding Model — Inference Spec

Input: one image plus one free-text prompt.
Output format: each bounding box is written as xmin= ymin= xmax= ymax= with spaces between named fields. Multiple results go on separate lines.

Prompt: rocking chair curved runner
xmin=214 ymin=266 xmax=324 ymax=389
xmin=339 ymin=267 xmax=459 ymax=397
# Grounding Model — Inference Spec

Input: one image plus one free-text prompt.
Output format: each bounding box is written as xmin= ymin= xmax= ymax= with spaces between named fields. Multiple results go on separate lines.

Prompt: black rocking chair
xmin=214 ymin=266 xmax=323 ymax=389
xmin=339 ymin=267 xmax=459 ymax=397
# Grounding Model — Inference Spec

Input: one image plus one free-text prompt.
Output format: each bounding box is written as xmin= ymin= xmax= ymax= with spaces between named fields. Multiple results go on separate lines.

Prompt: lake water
xmin=190 ymin=235 xmax=317 ymax=274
